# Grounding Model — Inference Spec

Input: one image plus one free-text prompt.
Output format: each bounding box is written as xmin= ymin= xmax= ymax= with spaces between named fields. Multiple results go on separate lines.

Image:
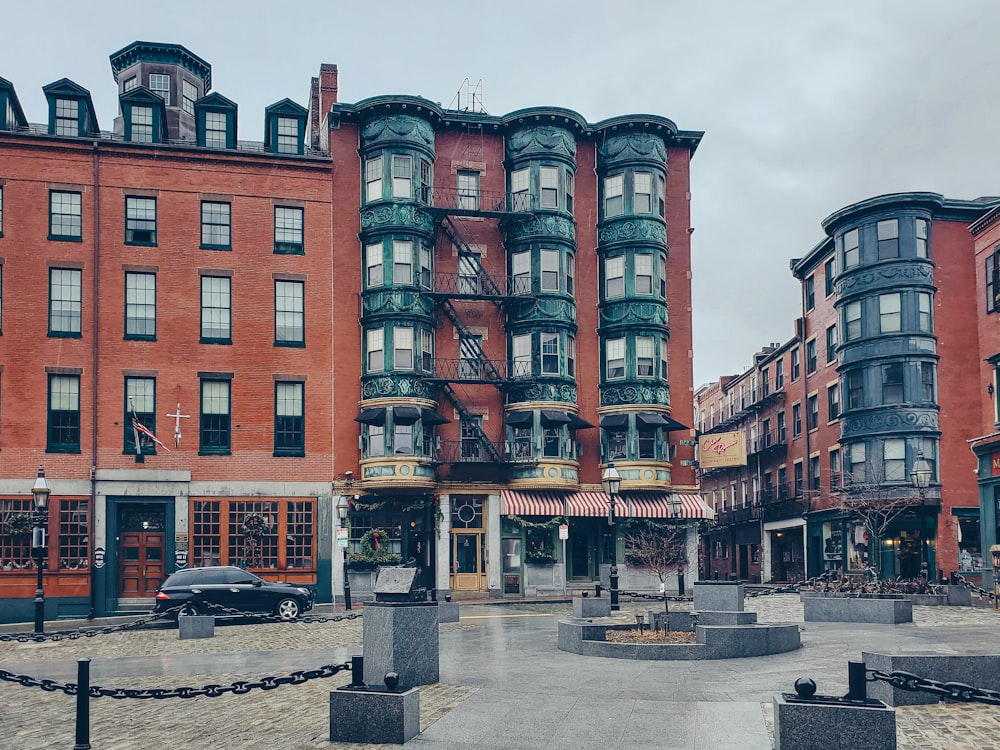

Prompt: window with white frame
xmin=365 ymin=243 xmax=383 ymax=287
xmin=421 ymin=329 xmax=434 ymax=372
xmin=845 ymin=300 xmax=862 ymax=341
xmin=842 ymin=228 xmax=859 ymax=269
xmin=275 ymin=280 xmax=304 ymax=345
xmin=182 ymin=81 xmax=198 ymax=116
xmin=200 ymin=276 xmax=231 ymax=343
xmin=367 ymin=328 xmax=384 ymax=372
xmin=541 ymin=332 xmax=560 ymax=374
xmin=605 ymin=255 xmax=625 ymax=299
xmin=567 ymin=335 xmax=576 ymax=377
xmin=660 ymin=336 xmax=668 ymax=378
xmin=566 ymin=170 xmax=575 ymax=213
xmin=635 ymin=253 xmax=653 ymax=295
xmin=634 ymin=172 xmax=652 ymax=213
xmin=879 ymin=293 xmax=901 ymax=333
xmin=393 ymin=240 xmax=413 ymax=285
xmin=917 ymin=292 xmax=932 ymax=332
xmin=394 ymin=326 xmax=413 ymax=369
xmin=125 ymin=272 xmax=156 ymax=339
xmin=392 ymin=154 xmax=412 ymax=198
xmin=419 ymin=160 xmax=432 ymax=204
xmin=540 ymin=166 xmax=559 ymax=209
xmin=604 ymin=174 xmax=624 ymax=217
xmin=877 ymin=219 xmax=898 ymax=259
xmin=365 ymin=155 xmax=383 ymax=203
xmin=883 ymin=439 xmax=905 ymax=481
xmin=458 ymin=251 xmax=481 ymax=294
xmin=566 ymin=253 xmax=575 ymax=295
xmin=149 ymin=74 xmax=170 ymax=104
xmin=541 ymin=249 xmax=560 ymax=291
xmin=510 ymin=168 xmax=529 ymax=211
xmin=636 ymin=336 xmax=654 ymax=377
xmin=848 ymin=442 xmax=866 ymax=483
xmin=419 ymin=245 xmax=433 ymax=289
xmin=921 ymin=362 xmax=935 ymax=403
xmin=915 ymin=219 xmax=929 ymax=258
xmin=457 ymin=170 xmax=479 ymax=210
xmin=367 ymin=424 xmax=385 ymax=457
xmin=512 ymin=251 xmax=530 ymax=294
xmin=512 ymin=333 xmax=531 ymax=377
xmin=606 ymin=337 xmax=625 ymax=379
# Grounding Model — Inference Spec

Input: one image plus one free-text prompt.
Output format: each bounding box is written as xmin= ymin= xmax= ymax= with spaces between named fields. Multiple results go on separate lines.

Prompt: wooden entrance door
xmin=452 ymin=532 xmax=485 ymax=591
xmin=119 ymin=531 xmax=165 ymax=597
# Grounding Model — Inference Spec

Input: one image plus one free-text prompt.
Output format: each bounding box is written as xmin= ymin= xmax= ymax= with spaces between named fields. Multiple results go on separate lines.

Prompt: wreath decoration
xmin=240 ymin=513 xmax=270 ymax=539
xmin=360 ymin=528 xmax=387 ymax=556
xmin=3 ymin=512 xmax=33 ymax=536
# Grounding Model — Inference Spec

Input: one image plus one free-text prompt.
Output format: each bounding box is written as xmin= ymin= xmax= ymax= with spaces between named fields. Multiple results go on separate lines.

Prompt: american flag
xmin=132 ymin=416 xmax=170 ymax=453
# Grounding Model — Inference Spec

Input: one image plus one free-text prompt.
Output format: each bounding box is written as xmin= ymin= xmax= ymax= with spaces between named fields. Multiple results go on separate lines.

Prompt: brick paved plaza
xmin=1 ymin=596 xmax=999 ymax=749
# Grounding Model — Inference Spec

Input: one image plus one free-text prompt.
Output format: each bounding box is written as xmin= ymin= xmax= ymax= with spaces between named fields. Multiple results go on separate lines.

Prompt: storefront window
xmin=822 ymin=521 xmax=844 ymax=571
xmin=847 ymin=523 xmax=868 ymax=571
xmin=958 ymin=516 xmax=982 ymax=572
xmin=191 ymin=498 xmax=315 ymax=571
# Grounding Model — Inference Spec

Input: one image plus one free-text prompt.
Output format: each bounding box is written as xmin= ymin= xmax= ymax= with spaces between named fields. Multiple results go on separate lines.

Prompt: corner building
xmin=0 ymin=42 xmax=706 ymax=622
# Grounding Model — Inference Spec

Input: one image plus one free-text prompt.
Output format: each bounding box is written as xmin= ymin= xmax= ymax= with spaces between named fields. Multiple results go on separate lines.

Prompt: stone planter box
xmin=799 ymin=590 xmax=947 ymax=606
xmin=773 ymin=693 xmax=894 ymax=749
xmin=347 ymin=569 xmax=377 ymax=602
xmin=693 ymin=581 xmax=744 ymax=612
xmin=523 ymin=562 xmax=565 ymax=596
xmin=863 ymin=651 xmax=1000 ymax=706
xmin=573 ymin=596 xmax=611 ymax=618
xmin=802 ymin=595 xmax=912 ymax=624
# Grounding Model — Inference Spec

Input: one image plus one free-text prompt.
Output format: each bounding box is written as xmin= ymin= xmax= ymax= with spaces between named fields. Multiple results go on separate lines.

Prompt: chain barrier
xmin=0 ymin=607 xmax=182 ymax=643
xmin=616 ymin=590 xmax=691 ymax=602
xmin=954 ymin=573 xmax=997 ymax=602
xmin=867 ymin=668 xmax=1000 ymax=706
xmin=195 ymin=600 xmax=363 ymax=624
xmin=0 ymin=661 xmax=351 ymax=699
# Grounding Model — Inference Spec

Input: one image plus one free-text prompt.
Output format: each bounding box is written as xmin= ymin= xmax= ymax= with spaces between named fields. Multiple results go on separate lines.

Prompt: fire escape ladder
xmin=439 ymin=299 xmax=505 ymax=384
xmin=439 ymin=215 xmax=505 ymax=305
xmin=440 ymin=383 xmax=505 ymax=464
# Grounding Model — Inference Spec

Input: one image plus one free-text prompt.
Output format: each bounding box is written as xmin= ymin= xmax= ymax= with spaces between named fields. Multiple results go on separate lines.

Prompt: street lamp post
xmin=31 ymin=466 xmax=51 ymax=635
xmin=602 ymin=463 xmax=622 ymax=611
xmin=910 ymin=450 xmax=932 ymax=581
xmin=337 ymin=495 xmax=352 ymax=611
xmin=669 ymin=496 xmax=685 ymax=595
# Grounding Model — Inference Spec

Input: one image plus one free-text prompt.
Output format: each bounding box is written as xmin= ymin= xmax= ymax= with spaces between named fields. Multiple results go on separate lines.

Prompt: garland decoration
xmin=506 ymin=514 xmax=565 ymax=529
xmin=240 ymin=513 xmax=270 ymax=539
xmin=351 ymin=496 xmax=433 ymax=514
xmin=3 ymin=512 xmax=33 ymax=536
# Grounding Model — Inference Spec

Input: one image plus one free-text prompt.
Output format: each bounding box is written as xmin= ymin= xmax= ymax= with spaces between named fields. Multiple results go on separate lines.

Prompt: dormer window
xmin=277 ymin=118 xmax=298 ymax=154
xmin=120 ymin=88 xmax=166 ymax=144
xmin=131 ymin=107 xmax=153 ymax=142
xmin=44 ymin=79 xmax=99 ymax=138
xmin=55 ymin=100 xmax=78 ymax=136
xmin=264 ymin=99 xmax=307 ymax=156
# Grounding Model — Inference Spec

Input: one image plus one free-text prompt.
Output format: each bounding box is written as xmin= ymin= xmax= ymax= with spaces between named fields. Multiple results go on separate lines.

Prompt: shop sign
xmin=698 ymin=431 xmax=747 ymax=469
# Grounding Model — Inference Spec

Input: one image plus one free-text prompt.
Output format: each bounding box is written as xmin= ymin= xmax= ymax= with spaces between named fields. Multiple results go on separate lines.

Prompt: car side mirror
xmin=253 ymin=579 xmax=263 ymax=587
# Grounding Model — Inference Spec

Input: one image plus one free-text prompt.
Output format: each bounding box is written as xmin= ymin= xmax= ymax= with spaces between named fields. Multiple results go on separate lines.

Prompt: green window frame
xmin=129 ymin=105 xmax=154 ymax=143
xmin=49 ymin=191 xmax=82 ymax=241
xmin=125 ymin=196 xmax=157 ymax=245
xmin=274 ymin=381 xmax=305 ymax=456
xmin=273 ymin=206 xmax=303 ymax=254
xmin=124 ymin=271 xmax=156 ymax=340
xmin=54 ymin=98 xmax=79 ymax=136
xmin=275 ymin=280 xmax=304 ymax=346
xmin=200 ymin=275 xmax=232 ymax=344
xmin=124 ymin=376 xmax=157 ymax=455
xmin=200 ymin=201 xmax=231 ymax=249
xmin=47 ymin=374 xmax=81 ymax=453
xmin=199 ymin=379 xmax=231 ymax=455
xmin=49 ymin=267 xmax=82 ymax=337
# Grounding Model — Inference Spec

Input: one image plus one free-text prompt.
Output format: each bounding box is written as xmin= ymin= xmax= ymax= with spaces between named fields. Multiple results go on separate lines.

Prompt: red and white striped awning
xmin=500 ymin=489 xmax=566 ymax=516
xmin=566 ymin=491 xmax=610 ymax=517
xmin=625 ymin=492 xmax=714 ymax=520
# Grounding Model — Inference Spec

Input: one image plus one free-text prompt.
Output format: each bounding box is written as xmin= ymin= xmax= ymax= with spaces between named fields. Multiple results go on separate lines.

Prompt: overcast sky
xmin=4 ymin=1 xmax=998 ymax=386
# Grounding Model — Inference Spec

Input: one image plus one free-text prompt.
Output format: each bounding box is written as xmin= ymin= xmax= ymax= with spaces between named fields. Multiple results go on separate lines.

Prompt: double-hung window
xmin=182 ymin=81 xmax=198 ymax=116
xmin=882 ymin=363 xmax=903 ymax=404
xmin=877 ymin=219 xmax=898 ymax=259
xmin=883 ymin=439 xmax=905 ymax=481
xmin=367 ymin=328 xmax=384 ymax=372
xmin=921 ymin=362 xmax=935 ymax=402
xmin=567 ymin=335 xmax=576 ymax=377
xmin=791 ymin=349 xmax=800 ymax=380
xmin=367 ymin=424 xmax=385 ymax=457
xmin=792 ymin=403 xmax=802 ymax=437
xmin=149 ymin=74 xmax=170 ymax=104
xmin=512 ymin=333 xmax=531 ymax=378
xmin=987 ymin=248 xmax=1000 ymax=312
xmin=566 ymin=171 xmax=574 ymax=213
xmin=540 ymin=166 xmax=559 ymax=209
xmin=200 ymin=276 xmax=231 ymax=344
xmin=606 ymin=337 xmax=625 ymax=380
xmin=394 ymin=422 xmax=413 ymax=455
xmin=847 ymin=370 xmax=864 ymax=410
xmin=915 ymin=219 xmax=929 ymax=258
xmin=635 ymin=254 xmax=653 ymax=295
xmin=274 ymin=206 xmax=303 ymax=254
xmin=49 ymin=268 xmax=81 ymax=336
xmin=125 ymin=272 xmax=156 ymax=339
xmin=125 ymin=376 xmax=156 ymax=455
xmin=275 ymin=280 xmax=304 ymax=346
xmin=848 ymin=443 xmax=866 ymax=483
xmin=511 ymin=251 xmax=531 ymax=294
xmin=805 ymin=276 xmax=815 ymax=310
xmin=917 ymin=292 xmax=932 ymax=332
xmin=566 ymin=253 xmax=575 ymax=295
xmin=806 ymin=339 xmax=817 ymax=374
xmin=540 ymin=249 xmax=560 ymax=292
xmin=48 ymin=374 xmax=81 ymax=452
xmin=49 ymin=191 xmax=82 ymax=240
xmin=55 ymin=99 xmax=78 ymax=136
xmin=604 ymin=174 xmax=624 ymax=218
xmin=421 ymin=329 xmax=434 ymax=372
xmin=392 ymin=155 xmax=412 ymax=198
xmin=125 ymin=197 xmax=156 ymax=244
xmin=130 ymin=106 xmax=154 ymax=143
xmin=824 ymin=257 xmax=836 ymax=296
xmin=458 ymin=252 xmax=480 ymax=294
xmin=510 ymin=168 xmax=529 ymax=211
xmin=634 ymin=172 xmax=653 ymax=213
xmin=276 ymin=117 xmax=298 ymax=154
xmin=827 ymin=384 xmax=840 ymax=421
xmin=842 ymin=228 xmax=859 ymax=269
xmin=274 ymin=382 xmax=304 ymax=456
xmin=636 ymin=336 xmax=654 ymax=377
xmin=395 ymin=326 xmax=414 ymax=370
xmin=605 ymin=256 xmax=625 ymax=299
xmin=879 ymin=293 xmax=901 ymax=333
xmin=845 ymin=300 xmax=862 ymax=341
xmin=200 ymin=379 xmax=231 ymax=455
xmin=204 ymin=111 xmax=228 ymax=149
xmin=366 ymin=243 xmax=383 ymax=287
xmin=826 ymin=325 xmax=837 ymax=363
xmin=365 ymin=155 xmax=383 ymax=203
xmin=393 ymin=240 xmax=413 ymax=285
xmin=541 ymin=332 xmax=559 ymax=374
xmin=419 ymin=160 xmax=433 ymax=204
xmin=419 ymin=245 xmax=433 ymax=289
xmin=808 ymin=394 xmax=819 ymax=430
xmin=200 ymin=202 xmax=231 ymax=249
xmin=457 ymin=171 xmax=479 ymax=210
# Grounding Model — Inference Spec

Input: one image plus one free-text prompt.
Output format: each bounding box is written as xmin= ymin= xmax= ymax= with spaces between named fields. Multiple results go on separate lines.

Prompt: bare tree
xmin=838 ymin=461 xmax=922 ymax=578
xmin=624 ymin=521 xmax=689 ymax=630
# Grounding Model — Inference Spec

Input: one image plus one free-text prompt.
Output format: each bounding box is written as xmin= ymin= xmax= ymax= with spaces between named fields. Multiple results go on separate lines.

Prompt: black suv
xmin=153 ymin=566 xmax=314 ymax=620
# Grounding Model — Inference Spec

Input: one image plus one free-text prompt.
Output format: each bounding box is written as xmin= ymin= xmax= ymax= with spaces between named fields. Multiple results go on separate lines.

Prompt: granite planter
xmin=802 ymin=595 xmax=912 ymax=624
xmin=773 ymin=693 xmax=895 ymax=749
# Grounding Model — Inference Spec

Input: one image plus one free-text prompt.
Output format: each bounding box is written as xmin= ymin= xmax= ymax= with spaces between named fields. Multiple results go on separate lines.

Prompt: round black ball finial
xmin=384 ymin=672 xmax=400 ymax=692
xmin=794 ymin=677 xmax=817 ymax=698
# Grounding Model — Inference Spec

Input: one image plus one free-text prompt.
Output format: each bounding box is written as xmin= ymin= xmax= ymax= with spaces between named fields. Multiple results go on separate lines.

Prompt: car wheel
xmin=179 ymin=602 xmax=201 ymax=617
xmin=275 ymin=597 xmax=301 ymax=620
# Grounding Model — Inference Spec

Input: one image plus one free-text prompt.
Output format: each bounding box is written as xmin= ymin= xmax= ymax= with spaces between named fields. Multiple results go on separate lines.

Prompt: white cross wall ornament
xmin=166 ymin=403 xmax=191 ymax=447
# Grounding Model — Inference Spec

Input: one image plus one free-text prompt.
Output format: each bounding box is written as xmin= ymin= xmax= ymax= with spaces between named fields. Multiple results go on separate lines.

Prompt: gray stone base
xmin=573 ymin=596 xmax=612 ymax=618
xmin=330 ymin=687 xmax=419 ymax=745
xmin=863 ymin=652 xmax=1000 ymax=706
xmin=437 ymin=601 xmax=460 ymax=623
xmin=693 ymin=581 xmax=744 ymax=612
xmin=363 ymin=602 xmax=439 ymax=689
xmin=774 ymin=693 xmax=895 ymax=750
xmin=178 ymin=615 xmax=214 ymax=640
xmin=803 ymin=596 xmax=912 ymax=623
xmin=695 ymin=610 xmax=757 ymax=626
xmin=647 ymin=610 xmax=697 ymax=632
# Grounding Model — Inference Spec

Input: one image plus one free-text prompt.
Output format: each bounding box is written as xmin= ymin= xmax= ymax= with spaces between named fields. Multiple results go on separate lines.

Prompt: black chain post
xmin=74 ymin=658 xmax=91 ymax=750
xmin=846 ymin=661 xmax=867 ymax=701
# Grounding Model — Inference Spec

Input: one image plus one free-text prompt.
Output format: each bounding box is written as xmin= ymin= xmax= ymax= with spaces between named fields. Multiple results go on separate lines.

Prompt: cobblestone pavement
xmin=1 ymin=597 xmax=999 ymax=749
